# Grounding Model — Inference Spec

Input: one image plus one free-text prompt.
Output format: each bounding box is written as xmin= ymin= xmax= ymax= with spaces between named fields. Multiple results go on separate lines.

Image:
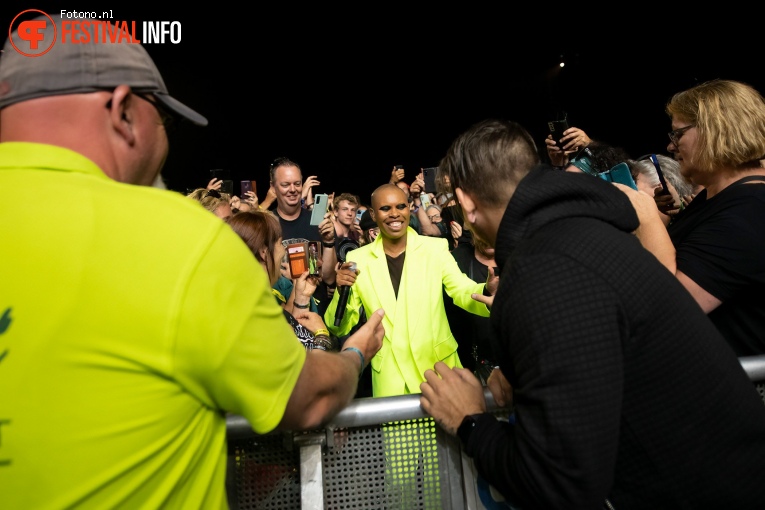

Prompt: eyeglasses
xmin=668 ymin=125 xmax=694 ymax=147
xmin=135 ymin=93 xmax=176 ymax=133
xmin=427 ymin=213 xmax=442 ymax=222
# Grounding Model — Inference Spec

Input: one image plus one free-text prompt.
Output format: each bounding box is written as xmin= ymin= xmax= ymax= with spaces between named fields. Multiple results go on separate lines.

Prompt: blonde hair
xmin=186 ymin=188 xmax=231 ymax=214
xmin=666 ymin=79 xmax=765 ymax=173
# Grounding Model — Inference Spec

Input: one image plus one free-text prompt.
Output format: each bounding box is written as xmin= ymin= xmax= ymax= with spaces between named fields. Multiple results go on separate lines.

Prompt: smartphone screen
xmin=307 ymin=241 xmax=320 ymax=276
xmin=355 ymin=209 xmax=364 ymax=223
xmin=310 ymin=194 xmax=329 ymax=226
xmin=240 ymin=180 xmax=252 ymax=196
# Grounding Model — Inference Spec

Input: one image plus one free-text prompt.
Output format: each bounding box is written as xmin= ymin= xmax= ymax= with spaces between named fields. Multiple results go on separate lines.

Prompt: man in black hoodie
xmin=419 ymin=119 xmax=765 ymax=509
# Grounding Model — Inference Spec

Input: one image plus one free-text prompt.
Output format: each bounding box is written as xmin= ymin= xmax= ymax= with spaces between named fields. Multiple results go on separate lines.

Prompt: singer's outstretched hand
xmin=335 ymin=261 xmax=359 ymax=287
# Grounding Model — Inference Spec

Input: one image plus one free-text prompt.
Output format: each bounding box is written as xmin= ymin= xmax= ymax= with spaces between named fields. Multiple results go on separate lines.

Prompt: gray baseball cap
xmin=0 ymin=14 xmax=207 ymax=126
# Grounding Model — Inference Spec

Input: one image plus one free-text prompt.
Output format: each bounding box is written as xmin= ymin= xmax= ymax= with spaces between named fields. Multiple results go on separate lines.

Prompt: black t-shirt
xmin=278 ymin=208 xmax=321 ymax=243
xmin=444 ymin=244 xmax=497 ymax=375
xmin=668 ymin=175 xmax=765 ymax=355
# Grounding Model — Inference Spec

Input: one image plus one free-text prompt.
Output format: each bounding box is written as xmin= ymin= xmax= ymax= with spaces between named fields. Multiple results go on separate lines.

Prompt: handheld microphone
xmin=334 ymin=262 xmax=357 ymax=327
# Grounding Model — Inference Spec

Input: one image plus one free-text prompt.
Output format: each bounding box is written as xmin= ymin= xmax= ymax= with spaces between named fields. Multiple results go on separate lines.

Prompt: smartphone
xmin=355 ymin=209 xmax=364 ymax=223
xmin=547 ymin=117 xmax=569 ymax=148
xmin=208 ymin=169 xmax=231 ymax=195
xmin=394 ymin=165 xmax=404 ymax=170
xmin=240 ymin=180 xmax=253 ymax=197
xmin=599 ymin=162 xmax=638 ymax=190
xmin=420 ymin=193 xmax=432 ymax=210
xmin=287 ymin=242 xmax=308 ymax=279
xmin=307 ymin=241 xmax=320 ymax=277
xmin=648 ymin=154 xmax=670 ymax=195
xmin=423 ymin=167 xmax=438 ymax=194
xmin=310 ymin=193 xmax=329 ymax=226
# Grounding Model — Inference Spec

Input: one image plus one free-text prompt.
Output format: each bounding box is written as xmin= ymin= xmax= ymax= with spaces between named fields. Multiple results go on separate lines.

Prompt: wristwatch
xmin=457 ymin=414 xmax=483 ymax=446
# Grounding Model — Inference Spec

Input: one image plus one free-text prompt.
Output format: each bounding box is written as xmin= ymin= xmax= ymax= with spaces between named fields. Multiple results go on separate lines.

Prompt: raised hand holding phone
xmin=310 ymin=193 xmax=329 ymax=226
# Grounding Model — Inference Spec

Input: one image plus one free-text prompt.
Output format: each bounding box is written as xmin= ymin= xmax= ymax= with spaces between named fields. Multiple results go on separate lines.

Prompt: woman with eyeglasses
xmin=620 ymin=79 xmax=765 ymax=358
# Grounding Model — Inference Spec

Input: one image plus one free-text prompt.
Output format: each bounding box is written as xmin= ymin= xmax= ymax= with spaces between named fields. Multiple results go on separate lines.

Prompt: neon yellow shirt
xmin=0 ymin=143 xmax=306 ymax=509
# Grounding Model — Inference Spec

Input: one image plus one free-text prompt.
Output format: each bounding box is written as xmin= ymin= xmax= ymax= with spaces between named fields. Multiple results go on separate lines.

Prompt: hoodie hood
xmin=495 ymin=165 xmax=639 ymax=269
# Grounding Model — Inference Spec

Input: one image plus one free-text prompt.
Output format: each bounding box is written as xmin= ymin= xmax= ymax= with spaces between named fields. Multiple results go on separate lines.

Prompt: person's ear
xmin=108 ymin=85 xmax=136 ymax=145
xmin=258 ymin=246 xmax=269 ymax=263
xmin=455 ymin=188 xmax=477 ymax=223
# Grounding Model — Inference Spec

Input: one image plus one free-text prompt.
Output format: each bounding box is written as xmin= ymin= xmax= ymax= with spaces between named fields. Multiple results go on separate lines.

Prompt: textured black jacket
xmin=465 ymin=166 xmax=765 ymax=509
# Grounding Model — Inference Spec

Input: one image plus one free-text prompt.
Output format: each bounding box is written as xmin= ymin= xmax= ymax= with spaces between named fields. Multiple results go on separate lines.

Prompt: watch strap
xmin=457 ymin=414 xmax=481 ymax=446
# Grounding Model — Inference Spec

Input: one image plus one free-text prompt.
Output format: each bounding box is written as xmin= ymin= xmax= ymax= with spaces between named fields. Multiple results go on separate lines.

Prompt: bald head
xmin=370 ymin=184 xmax=410 ymax=241
xmin=371 ymin=183 xmax=407 ymax=208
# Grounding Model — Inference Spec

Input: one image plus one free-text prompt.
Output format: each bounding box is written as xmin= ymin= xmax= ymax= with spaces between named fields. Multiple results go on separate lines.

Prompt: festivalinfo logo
xmin=7 ymin=9 xmax=182 ymax=57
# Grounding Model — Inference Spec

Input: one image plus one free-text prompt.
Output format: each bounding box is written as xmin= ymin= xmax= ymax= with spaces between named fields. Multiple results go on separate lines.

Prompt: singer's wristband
xmin=342 ymin=347 xmax=365 ymax=376
xmin=314 ymin=328 xmax=330 ymax=338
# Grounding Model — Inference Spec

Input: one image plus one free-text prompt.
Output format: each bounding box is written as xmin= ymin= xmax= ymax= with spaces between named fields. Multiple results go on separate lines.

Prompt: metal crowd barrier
xmin=225 ymin=355 xmax=765 ymax=510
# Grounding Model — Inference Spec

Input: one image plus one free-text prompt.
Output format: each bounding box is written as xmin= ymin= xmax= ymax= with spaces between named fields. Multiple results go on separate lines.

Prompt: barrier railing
xmin=226 ymin=355 xmax=765 ymax=509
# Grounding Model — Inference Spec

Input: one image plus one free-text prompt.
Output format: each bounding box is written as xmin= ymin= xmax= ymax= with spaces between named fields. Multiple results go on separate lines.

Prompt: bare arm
xmin=259 ymin=185 xmax=277 ymax=210
xmin=278 ymin=309 xmax=385 ymax=430
xmin=613 ymin=183 xmax=677 ymax=273
xmin=410 ymin=175 xmax=441 ymax=236
xmin=676 ymin=271 xmax=723 ymax=313
xmin=318 ymin=213 xmax=337 ymax=285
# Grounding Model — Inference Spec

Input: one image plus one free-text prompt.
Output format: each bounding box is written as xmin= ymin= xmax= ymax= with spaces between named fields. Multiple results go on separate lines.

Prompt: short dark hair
xmin=438 ymin=119 xmax=539 ymax=207
xmin=269 ymin=157 xmax=301 ymax=183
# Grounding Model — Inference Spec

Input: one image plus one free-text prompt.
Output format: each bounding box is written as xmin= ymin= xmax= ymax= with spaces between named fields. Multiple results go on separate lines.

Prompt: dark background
xmin=4 ymin=7 xmax=761 ymax=205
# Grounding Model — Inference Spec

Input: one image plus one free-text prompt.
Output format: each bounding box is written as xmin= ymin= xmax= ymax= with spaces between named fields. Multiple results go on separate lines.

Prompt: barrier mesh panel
xmin=325 ymin=418 xmax=442 ymax=509
xmin=227 ymin=417 xmax=446 ymax=509
xmin=228 ymin=433 xmax=300 ymax=509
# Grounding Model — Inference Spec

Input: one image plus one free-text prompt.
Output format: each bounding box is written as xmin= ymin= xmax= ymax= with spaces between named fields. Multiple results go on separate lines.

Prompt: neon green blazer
xmin=326 ymin=228 xmax=489 ymax=397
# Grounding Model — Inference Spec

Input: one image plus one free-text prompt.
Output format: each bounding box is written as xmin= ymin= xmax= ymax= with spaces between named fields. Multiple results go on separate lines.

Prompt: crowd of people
xmin=3 ymin=13 xmax=765 ymax=509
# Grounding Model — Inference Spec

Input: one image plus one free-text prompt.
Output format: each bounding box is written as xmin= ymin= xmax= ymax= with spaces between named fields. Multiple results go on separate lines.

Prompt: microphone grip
xmin=334 ymin=262 xmax=356 ymax=327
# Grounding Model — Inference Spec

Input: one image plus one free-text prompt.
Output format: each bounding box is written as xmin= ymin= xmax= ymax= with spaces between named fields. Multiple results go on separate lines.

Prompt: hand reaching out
xmin=291 ymin=309 xmax=327 ymax=332
xmin=419 ymin=362 xmax=487 ymax=435
xmin=207 ymin=178 xmax=223 ymax=191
